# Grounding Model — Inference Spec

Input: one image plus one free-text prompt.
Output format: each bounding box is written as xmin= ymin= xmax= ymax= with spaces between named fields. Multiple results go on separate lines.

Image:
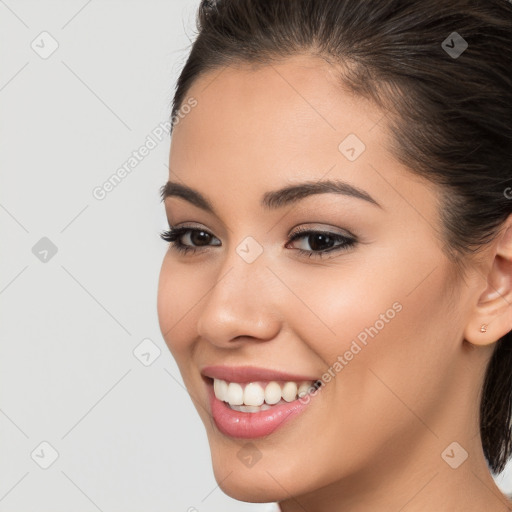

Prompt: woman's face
xmin=157 ymin=55 xmax=484 ymax=503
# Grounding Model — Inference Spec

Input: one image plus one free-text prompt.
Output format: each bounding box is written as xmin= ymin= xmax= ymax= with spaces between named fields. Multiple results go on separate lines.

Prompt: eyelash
xmin=159 ymin=225 xmax=357 ymax=259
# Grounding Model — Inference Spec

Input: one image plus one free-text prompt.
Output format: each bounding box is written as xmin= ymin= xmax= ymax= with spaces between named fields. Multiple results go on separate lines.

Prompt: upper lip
xmin=201 ymin=365 xmax=319 ymax=383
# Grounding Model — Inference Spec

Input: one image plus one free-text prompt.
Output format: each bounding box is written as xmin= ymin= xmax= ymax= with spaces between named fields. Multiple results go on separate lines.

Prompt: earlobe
xmin=464 ymin=219 xmax=512 ymax=347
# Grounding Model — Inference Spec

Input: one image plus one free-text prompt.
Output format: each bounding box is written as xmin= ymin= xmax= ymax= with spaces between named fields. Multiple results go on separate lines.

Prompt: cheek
xmin=157 ymin=256 xmax=201 ymax=358
xmin=272 ymin=253 xmax=411 ymax=366
xmin=321 ymin=259 xmax=457 ymax=432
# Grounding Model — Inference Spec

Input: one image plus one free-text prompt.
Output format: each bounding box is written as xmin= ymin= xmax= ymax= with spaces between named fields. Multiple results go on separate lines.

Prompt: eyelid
xmin=289 ymin=223 xmax=356 ymax=239
xmin=166 ymin=218 xmax=227 ymax=239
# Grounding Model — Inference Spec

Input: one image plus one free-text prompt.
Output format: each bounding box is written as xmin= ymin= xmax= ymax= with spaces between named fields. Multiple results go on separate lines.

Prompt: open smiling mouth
xmin=202 ymin=368 xmax=323 ymax=438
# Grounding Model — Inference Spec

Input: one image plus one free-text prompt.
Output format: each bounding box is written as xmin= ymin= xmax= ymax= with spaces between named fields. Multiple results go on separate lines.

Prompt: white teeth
xmin=213 ymin=378 xmax=228 ymax=402
xmin=243 ymin=382 xmax=265 ymax=406
xmin=282 ymin=381 xmax=298 ymax=402
xmin=298 ymin=382 xmax=311 ymax=398
xmin=264 ymin=381 xmax=282 ymax=405
xmin=230 ymin=404 xmax=272 ymax=413
xmin=213 ymin=378 xmax=317 ymax=408
xmin=227 ymin=382 xmax=244 ymax=405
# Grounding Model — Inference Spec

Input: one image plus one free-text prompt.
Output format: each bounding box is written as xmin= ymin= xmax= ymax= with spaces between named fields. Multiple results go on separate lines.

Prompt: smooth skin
xmin=157 ymin=54 xmax=512 ymax=511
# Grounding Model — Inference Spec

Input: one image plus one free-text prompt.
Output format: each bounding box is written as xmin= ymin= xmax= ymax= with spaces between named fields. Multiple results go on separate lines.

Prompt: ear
xmin=464 ymin=215 xmax=512 ymax=347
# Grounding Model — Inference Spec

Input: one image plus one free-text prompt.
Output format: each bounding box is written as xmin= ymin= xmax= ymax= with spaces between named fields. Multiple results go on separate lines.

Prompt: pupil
xmin=309 ymin=233 xmax=333 ymax=251
xmin=191 ymin=231 xmax=210 ymax=246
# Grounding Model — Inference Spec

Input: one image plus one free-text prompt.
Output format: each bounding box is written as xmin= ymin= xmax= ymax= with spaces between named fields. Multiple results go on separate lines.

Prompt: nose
xmin=195 ymin=249 xmax=281 ymax=348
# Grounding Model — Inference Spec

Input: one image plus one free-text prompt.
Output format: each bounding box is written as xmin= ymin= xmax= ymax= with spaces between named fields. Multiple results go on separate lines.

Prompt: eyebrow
xmin=159 ymin=179 xmax=383 ymax=213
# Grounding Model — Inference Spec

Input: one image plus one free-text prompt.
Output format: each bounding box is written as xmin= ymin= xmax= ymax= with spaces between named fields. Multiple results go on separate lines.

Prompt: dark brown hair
xmin=170 ymin=0 xmax=512 ymax=474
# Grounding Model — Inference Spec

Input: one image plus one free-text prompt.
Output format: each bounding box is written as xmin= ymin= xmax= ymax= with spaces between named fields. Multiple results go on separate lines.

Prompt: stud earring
xmin=480 ymin=323 xmax=488 ymax=333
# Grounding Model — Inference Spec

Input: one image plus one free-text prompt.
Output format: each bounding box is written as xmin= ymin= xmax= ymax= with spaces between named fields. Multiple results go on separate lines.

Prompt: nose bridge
xmin=196 ymin=237 xmax=280 ymax=345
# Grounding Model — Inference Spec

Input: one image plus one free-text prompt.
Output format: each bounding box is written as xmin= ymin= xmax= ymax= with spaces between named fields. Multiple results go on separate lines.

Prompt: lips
xmin=201 ymin=365 xmax=319 ymax=383
xmin=201 ymin=365 xmax=321 ymax=438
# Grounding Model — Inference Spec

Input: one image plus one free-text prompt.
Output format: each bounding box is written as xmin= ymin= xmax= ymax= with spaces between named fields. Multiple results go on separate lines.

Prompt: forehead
xmin=168 ymin=55 xmax=439 ymax=224
xmin=174 ymin=54 xmax=384 ymax=149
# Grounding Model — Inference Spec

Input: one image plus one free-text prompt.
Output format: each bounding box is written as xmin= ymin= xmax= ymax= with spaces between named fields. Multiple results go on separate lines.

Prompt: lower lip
xmin=208 ymin=384 xmax=312 ymax=438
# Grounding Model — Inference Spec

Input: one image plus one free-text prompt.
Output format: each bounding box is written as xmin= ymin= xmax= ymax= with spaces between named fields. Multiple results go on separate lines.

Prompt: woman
xmin=157 ymin=0 xmax=512 ymax=510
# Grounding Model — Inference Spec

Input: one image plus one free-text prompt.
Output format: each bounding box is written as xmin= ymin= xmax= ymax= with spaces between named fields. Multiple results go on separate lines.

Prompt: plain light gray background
xmin=0 ymin=1 xmax=510 ymax=511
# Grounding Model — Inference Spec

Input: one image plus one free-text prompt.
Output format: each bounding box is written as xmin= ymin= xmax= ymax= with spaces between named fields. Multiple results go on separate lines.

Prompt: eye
xmin=159 ymin=225 xmax=357 ymax=259
xmin=285 ymin=227 xmax=356 ymax=259
xmin=160 ymin=226 xmax=220 ymax=255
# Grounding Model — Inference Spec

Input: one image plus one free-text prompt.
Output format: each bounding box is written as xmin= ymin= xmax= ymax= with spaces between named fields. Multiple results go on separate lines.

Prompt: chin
xmin=206 ymin=432 xmax=322 ymax=504
xmin=210 ymin=454 xmax=288 ymax=503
